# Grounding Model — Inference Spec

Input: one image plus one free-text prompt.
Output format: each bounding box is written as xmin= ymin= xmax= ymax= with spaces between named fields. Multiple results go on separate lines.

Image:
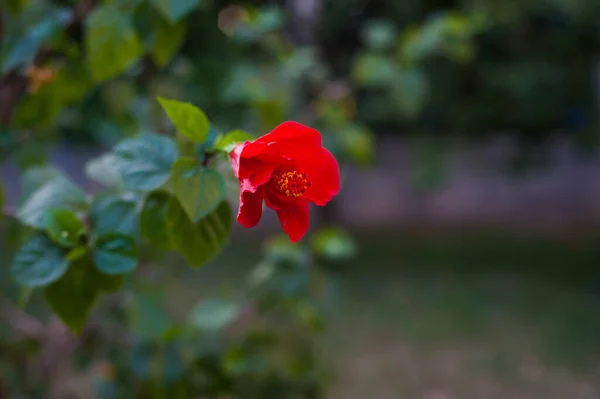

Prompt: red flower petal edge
xmin=230 ymin=121 xmax=340 ymax=242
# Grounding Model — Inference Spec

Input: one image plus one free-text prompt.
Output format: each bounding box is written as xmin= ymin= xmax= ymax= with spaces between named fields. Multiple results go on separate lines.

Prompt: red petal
xmin=275 ymin=201 xmax=310 ymax=243
xmin=296 ymin=147 xmax=340 ymax=206
xmin=237 ymin=189 xmax=263 ymax=228
xmin=229 ymin=143 xmax=245 ymax=179
xmin=264 ymin=190 xmax=310 ymax=242
xmin=240 ymin=121 xmax=322 ymax=159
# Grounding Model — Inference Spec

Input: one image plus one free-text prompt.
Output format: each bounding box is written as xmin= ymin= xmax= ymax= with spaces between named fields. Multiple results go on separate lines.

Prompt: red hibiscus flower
xmin=230 ymin=121 xmax=340 ymax=242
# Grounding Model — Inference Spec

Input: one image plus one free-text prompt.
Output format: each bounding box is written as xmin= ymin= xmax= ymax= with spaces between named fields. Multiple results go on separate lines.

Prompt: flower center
xmin=273 ymin=171 xmax=310 ymax=198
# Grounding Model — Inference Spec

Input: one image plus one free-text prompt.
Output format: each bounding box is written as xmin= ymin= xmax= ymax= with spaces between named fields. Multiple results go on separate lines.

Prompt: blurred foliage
xmin=1 ymin=0 xmax=600 ymax=396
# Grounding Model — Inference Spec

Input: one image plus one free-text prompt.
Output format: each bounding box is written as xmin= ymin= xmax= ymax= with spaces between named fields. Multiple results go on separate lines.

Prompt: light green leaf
xmin=1 ymin=8 xmax=71 ymax=73
xmin=85 ymin=153 xmax=124 ymax=188
xmin=213 ymin=130 xmax=254 ymax=153
xmin=151 ymin=14 xmax=186 ymax=67
xmin=17 ymin=174 xmax=87 ymax=229
xmin=171 ymin=158 xmax=226 ymax=221
xmin=150 ymin=0 xmax=200 ymax=23
xmin=140 ymin=190 xmax=172 ymax=249
xmin=90 ymin=196 xmax=140 ymax=237
xmin=20 ymin=166 xmax=60 ymax=199
xmin=264 ymin=234 xmax=308 ymax=265
xmin=310 ymin=227 xmax=357 ymax=262
xmin=157 ymin=97 xmax=210 ymax=143
xmin=94 ymin=233 xmax=138 ymax=275
xmin=11 ymin=234 xmax=69 ymax=287
xmin=43 ymin=209 xmax=86 ymax=248
xmin=361 ymin=19 xmax=397 ymax=51
xmin=189 ymin=298 xmax=240 ymax=332
xmin=166 ymin=198 xmax=232 ymax=268
xmin=113 ymin=133 xmax=179 ymax=191
xmin=86 ymin=4 xmax=143 ymax=82
xmin=352 ymin=52 xmax=397 ymax=88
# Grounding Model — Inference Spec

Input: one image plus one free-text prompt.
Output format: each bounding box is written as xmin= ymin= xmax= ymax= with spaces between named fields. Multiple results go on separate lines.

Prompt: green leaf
xmin=140 ymin=190 xmax=172 ymax=249
xmin=151 ymin=14 xmax=186 ymax=67
xmin=43 ymin=209 xmax=86 ymax=248
xmin=361 ymin=19 xmax=397 ymax=51
xmin=86 ymin=4 xmax=143 ymax=82
xmin=157 ymin=97 xmax=210 ymax=143
xmin=213 ymin=130 xmax=254 ymax=153
xmin=94 ymin=233 xmax=138 ymax=275
xmin=85 ymin=153 xmax=124 ymax=188
xmin=352 ymin=52 xmax=397 ymax=88
xmin=44 ymin=255 xmax=123 ymax=333
xmin=113 ymin=133 xmax=178 ymax=191
xmin=17 ymin=174 xmax=87 ymax=229
xmin=171 ymin=158 xmax=226 ymax=221
xmin=11 ymin=234 xmax=69 ymax=287
xmin=90 ymin=196 xmax=140 ymax=237
xmin=189 ymin=298 xmax=239 ymax=332
xmin=151 ymin=0 xmax=200 ymax=23
xmin=1 ymin=8 xmax=72 ymax=73
xmin=44 ymin=257 xmax=97 ymax=334
xmin=166 ymin=198 xmax=232 ymax=268
xmin=310 ymin=227 xmax=357 ymax=262
xmin=20 ymin=166 xmax=59 ymax=199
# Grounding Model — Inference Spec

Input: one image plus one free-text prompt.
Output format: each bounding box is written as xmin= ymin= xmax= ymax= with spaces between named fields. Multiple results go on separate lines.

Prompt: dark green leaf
xmin=11 ymin=234 xmax=69 ymax=287
xmin=140 ymin=190 xmax=172 ymax=249
xmin=94 ymin=233 xmax=138 ymax=275
xmin=189 ymin=298 xmax=239 ymax=332
xmin=150 ymin=0 xmax=200 ymax=23
xmin=43 ymin=209 xmax=86 ymax=248
xmin=86 ymin=4 xmax=143 ymax=82
xmin=90 ymin=196 xmax=140 ymax=237
xmin=166 ymin=198 xmax=232 ymax=268
xmin=310 ymin=227 xmax=357 ymax=262
xmin=213 ymin=130 xmax=254 ymax=153
xmin=113 ymin=133 xmax=178 ymax=191
xmin=1 ymin=8 xmax=72 ymax=73
xmin=151 ymin=14 xmax=186 ymax=67
xmin=157 ymin=97 xmax=210 ymax=143
xmin=17 ymin=174 xmax=87 ymax=229
xmin=44 ymin=257 xmax=98 ymax=334
xmin=171 ymin=158 xmax=226 ymax=221
xmin=361 ymin=19 xmax=397 ymax=51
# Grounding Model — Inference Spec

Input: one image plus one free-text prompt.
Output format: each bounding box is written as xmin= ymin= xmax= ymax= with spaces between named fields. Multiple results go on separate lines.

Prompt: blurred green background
xmin=2 ymin=0 xmax=600 ymax=397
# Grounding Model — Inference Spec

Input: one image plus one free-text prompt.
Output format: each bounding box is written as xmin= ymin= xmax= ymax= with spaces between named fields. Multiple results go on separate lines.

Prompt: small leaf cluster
xmin=9 ymin=98 xmax=254 ymax=333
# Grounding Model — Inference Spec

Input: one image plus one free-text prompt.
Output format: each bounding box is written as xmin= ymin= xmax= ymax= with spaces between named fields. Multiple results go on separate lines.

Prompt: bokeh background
xmin=2 ymin=0 xmax=600 ymax=397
